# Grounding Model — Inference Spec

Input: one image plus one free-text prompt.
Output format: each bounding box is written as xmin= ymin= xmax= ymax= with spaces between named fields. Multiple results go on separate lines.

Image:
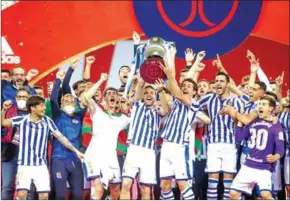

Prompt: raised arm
xmin=1 ymin=100 xmax=12 ymax=127
xmin=50 ymin=71 xmax=66 ymax=119
xmin=155 ymin=79 xmax=169 ymax=115
xmin=274 ymin=72 xmax=284 ymax=100
xmin=168 ymin=46 xmax=177 ymax=78
xmin=133 ymin=31 xmax=141 ymax=69
xmin=257 ymin=67 xmax=273 ymax=92
xmin=62 ymin=58 xmax=79 ymax=95
xmin=128 ymin=75 xmax=139 ymax=98
xmin=83 ymin=56 xmax=95 ymax=81
xmin=186 ymin=51 xmax=206 ymax=82
xmin=26 ymin=69 xmax=39 ymax=82
xmin=213 ymin=54 xmax=237 ymax=86
xmin=82 ymin=73 xmax=107 ymax=106
xmin=247 ymin=50 xmax=272 ymax=92
xmin=248 ymin=60 xmax=259 ymax=88
xmin=184 ymin=48 xmax=195 ymax=68
xmin=160 ymin=62 xmax=191 ymax=106
xmin=133 ymin=77 xmax=145 ymax=102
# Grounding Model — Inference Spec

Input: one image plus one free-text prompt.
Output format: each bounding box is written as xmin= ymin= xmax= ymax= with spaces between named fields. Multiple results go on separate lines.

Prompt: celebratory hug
xmin=1 ymin=31 xmax=289 ymax=200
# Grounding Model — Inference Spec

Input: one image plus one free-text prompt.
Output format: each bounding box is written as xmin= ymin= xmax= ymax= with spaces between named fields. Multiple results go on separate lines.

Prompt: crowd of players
xmin=1 ymin=32 xmax=289 ymax=200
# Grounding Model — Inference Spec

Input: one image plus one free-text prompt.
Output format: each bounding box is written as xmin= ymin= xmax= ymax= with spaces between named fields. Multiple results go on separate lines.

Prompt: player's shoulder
xmin=232 ymin=96 xmax=243 ymax=104
xmin=42 ymin=115 xmax=58 ymax=127
xmin=12 ymin=114 xmax=28 ymax=123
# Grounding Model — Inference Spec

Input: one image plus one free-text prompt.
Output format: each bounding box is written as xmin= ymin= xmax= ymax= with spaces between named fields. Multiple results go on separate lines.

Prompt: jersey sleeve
xmin=240 ymin=93 xmax=249 ymax=106
xmin=11 ymin=115 xmax=25 ymax=127
xmin=45 ymin=116 xmax=59 ymax=135
xmin=235 ymin=125 xmax=250 ymax=143
xmin=198 ymin=93 xmax=212 ymax=108
xmin=274 ymin=123 xmax=285 ymax=157
xmin=233 ymin=97 xmax=244 ymax=113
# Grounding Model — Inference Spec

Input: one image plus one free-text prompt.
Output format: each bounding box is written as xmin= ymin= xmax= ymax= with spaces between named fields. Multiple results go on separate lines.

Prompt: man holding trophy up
xmin=123 ymin=36 xmax=204 ymax=200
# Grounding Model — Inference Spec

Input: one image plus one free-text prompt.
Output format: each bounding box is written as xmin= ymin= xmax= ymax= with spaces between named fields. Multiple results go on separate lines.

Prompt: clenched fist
xmin=27 ymin=69 xmax=39 ymax=77
xmin=2 ymin=100 xmax=12 ymax=111
xmin=100 ymin=73 xmax=108 ymax=82
xmin=86 ymin=56 xmax=96 ymax=64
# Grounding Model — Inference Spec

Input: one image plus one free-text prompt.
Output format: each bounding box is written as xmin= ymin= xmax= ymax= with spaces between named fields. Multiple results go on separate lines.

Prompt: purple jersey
xmin=235 ymin=118 xmax=285 ymax=171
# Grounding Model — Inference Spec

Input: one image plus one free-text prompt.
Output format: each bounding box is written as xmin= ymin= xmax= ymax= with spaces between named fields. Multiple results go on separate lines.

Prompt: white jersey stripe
xmin=199 ymin=93 xmax=243 ymax=144
xmin=163 ymin=97 xmax=199 ymax=145
xmin=130 ymin=101 xmax=160 ymax=150
xmin=11 ymin=115 xmax=58 ymax=166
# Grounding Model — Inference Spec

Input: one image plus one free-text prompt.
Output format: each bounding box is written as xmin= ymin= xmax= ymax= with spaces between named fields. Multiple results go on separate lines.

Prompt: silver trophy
xmin=138 ymin=37 xmax=174 ymax=83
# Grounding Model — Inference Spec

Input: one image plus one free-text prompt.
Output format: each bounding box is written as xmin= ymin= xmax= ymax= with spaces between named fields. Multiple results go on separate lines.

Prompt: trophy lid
xmin=148 ymin=37 xmax=166 ymax=45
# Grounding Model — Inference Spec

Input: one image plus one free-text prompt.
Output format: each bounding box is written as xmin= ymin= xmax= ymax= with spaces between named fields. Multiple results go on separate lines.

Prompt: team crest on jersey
xmin=72 ymin=119 xmax=79 ymax=124
xmin=56 ymin=172 xmax=62 ymax=179
xmin=279 ymin=132 xmax=284 ymax=141
xmin=133 ymin=0 xmax=262 ymax=59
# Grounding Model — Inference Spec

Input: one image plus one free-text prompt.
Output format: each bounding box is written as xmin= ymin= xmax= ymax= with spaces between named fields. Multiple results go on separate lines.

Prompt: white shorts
xmin=272 ymin=160 xmax=282 ymax=191
xmin=122 ymin=145 xmax=157 ymax=185
xmin=205 ymin=143 xmax=237 ymax=174
xmin=16 ymin=165 xmax=50 ymax=192
xmin=230 ymin=165 xmax=272 ymax=196
xmin=83 ymin=157 xmax=121 ymax=189
xmin=284 ymin=149 xmax=290 ymax=185
xmin=160 ymin=141 xmax=192 ymax=181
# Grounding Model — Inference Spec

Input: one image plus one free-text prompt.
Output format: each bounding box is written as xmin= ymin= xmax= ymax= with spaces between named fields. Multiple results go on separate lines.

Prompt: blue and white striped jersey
xmin=128 ymin=101 xmax=161 ymax=150
xmin=199 ymin=93 xmax=243 ymax=144
xmin=240 ymin=94 xmax=258 ymax=114
xmin=11 ymin=114 xmax=58 ymax=166
xmin=278 ymin=111 xmax=290 ymax=144
xmin=240 ymin=94 xmax=250 ymax=106
xmin=161 ymin=97 xmax=200 ymax=145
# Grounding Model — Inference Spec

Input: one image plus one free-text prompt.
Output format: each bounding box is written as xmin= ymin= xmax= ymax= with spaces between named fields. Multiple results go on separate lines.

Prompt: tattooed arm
xmin=52 ymin=131 xmax=84 ymax=158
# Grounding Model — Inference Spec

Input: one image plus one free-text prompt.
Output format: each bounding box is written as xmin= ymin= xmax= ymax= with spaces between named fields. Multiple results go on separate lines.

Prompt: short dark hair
xmin=216 ymin=72 xmax=230 ymax=83
xmin=1 ymin=69 xmax=11 ymax=76
xmin=118 ymin=65 xmax=131 ymax=74
xmin=260 ymin=96 xmax=276 ymax=108
xmin=17 ymin=87 xmax=31 ymax=96
xmin=144 ymin=85 xmax=156 ymax=92
xmin=34 ymin=85 xmax=44 ymax=91
xmin=265 ymin=91 xmax=278 ymax=102
xmin=118 ymin=87 xmax=125 ymax=93
xmin=104 ymin=87 xmax=118 ymax=97
xmin=11 ymin=66 xmax=25 ymax=75
xmin=255 ymin=81 xmax=267 ymax=92
xmin=26 ymin=96 xmax=45 ymax=113
xmin=72 ymin=80 xmax=87 ymax=91
xmin=181 ymin=78 xmax=198 ymax=91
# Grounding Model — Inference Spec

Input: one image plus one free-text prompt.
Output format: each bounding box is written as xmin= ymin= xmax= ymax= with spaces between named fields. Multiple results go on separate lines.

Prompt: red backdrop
xmin=2 ymin=1 xmax=289 ymax=96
